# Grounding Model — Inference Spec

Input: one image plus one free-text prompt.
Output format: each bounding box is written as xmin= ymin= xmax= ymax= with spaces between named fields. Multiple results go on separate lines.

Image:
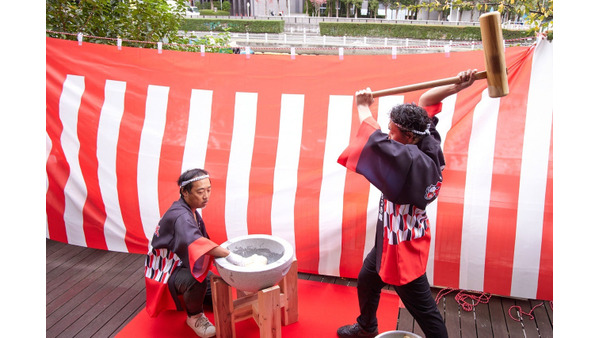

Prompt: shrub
xmin=222 ymin=1 xmax=231 ymax=12
xmin=182 ymin=18 xmax=284 ymax=33
xmin=319 ymin=22 xmax=534 ymax=41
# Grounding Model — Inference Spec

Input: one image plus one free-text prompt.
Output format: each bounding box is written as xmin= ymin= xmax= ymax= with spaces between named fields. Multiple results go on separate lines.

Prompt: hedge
xmin=319 ymin=22 xmax=535 ymax=41
xmin=181 ymin=18 xmax=284 ymax=33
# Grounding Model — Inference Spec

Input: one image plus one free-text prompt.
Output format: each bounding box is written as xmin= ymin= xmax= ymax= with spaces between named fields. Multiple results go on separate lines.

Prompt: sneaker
xmin=186 ymin=313 xmax=216 ymax=338
xmin=337 ymin=323 xmax=378 ymax=338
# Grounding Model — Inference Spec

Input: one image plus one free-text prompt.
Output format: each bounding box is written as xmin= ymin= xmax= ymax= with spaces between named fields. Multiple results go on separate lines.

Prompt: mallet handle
xmin=371 ymin=71 xmax=487 ymax=98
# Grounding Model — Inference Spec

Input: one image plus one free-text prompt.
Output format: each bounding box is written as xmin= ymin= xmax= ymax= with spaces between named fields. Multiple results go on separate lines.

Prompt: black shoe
xmin=337 ymin=323 xmax=378 ymax=338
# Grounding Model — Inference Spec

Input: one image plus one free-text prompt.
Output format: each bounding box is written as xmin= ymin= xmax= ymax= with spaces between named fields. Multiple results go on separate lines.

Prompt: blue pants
xmin=356 ymin=247 xmax=448 ymax=338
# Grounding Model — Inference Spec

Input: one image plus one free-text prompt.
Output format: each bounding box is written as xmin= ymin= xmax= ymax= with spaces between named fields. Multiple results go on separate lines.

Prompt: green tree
xmin=47 ymin=0 xmax=185 ymax=47
xmin=46 ymin=0 xmax=235 ymax=51
xmin=439 ymin=1 xmax=552 ymax=30
xmin=368 ymin=0 xmax=379 ymax=18
xmin=341 ymin=0 xmax=363 ymax=18
xmin=380 ymin=0 xmax=393 ymax=18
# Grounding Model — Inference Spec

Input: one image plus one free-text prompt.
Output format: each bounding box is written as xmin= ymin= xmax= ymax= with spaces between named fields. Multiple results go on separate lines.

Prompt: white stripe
xmin=318 ymin=95 xmax=354 ymax=276
xmin=511 ymin=41 xmax=553 ymax=298
xmin=426 ymin=93 xmax=458 ymax=284
xmin=181 ymin=89 xmax=213 ymax=172
xmin=138 ymin=85 xmax=170 ymax=242
xmin=436 ymin=94 xmax=458 ymax=153
xmin=271 ymin=94 xmax=305 ymax=253
xmin=97 ymin=80 xmax=128 ymax=252
xmin=225 ymin=92 xmax=258 ymax=239
xmin=46 ymin=132 xmax=52 ymax=238
xmin=59 ymin=75 xmax=87 ymax=246
xmin=459 ymin=90 xmax=500 ymax=291
xmin=364 ymin=96 xmax=404 ymax=260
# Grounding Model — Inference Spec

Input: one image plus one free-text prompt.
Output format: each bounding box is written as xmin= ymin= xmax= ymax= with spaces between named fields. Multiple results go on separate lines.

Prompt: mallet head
xmin=479 ymin=12 xmax=509 ymax=98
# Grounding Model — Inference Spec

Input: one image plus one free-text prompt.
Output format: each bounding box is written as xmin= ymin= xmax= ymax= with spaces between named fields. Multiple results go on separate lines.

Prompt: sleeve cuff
xmin=338 ymin=116 xmax=379 ymax=171
xmin=423 ymin=102 xmax=443 ymax=118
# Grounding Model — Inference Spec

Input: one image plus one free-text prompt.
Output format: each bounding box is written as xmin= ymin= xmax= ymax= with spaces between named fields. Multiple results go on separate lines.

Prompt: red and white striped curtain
xmin=46 ymin=37 xmax=553 ymax=300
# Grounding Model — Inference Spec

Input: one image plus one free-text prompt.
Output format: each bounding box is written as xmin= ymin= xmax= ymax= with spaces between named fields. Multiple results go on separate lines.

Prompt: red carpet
xmin=117 ymin=279 xmax=400 ymax=337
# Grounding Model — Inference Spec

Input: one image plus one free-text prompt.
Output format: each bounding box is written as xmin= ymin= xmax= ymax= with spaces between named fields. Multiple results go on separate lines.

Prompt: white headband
xmin=180 ymin=174 xmax=209 ymax=188
xmin=394 ymin=122 xmax=431 ymax=136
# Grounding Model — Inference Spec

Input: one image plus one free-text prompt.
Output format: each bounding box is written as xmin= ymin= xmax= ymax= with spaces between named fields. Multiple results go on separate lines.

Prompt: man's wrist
xmin=357 ymin=105 xmax=372 ymax=122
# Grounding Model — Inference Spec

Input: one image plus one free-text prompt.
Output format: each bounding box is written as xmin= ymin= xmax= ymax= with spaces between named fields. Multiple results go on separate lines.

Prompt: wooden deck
xmin=46 ymin=239 xmax=553 ymax=337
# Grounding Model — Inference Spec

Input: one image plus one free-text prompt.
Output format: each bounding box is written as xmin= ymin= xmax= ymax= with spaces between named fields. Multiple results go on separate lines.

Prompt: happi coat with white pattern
xmin=337 ymin=104 xmax=445 ymax=286
xmin=144 ymin=198 xmax=218 ymax=317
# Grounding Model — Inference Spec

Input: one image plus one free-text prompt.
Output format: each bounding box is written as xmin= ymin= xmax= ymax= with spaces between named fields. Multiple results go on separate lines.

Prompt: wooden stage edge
xmin=46 ymin=239 xmax=553 ymax=337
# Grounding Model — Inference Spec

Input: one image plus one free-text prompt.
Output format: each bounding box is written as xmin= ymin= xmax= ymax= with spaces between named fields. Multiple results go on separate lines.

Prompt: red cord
xmin=508 ymin=302 xmax=545 ymax=321
xmin=436 ymin=288 xmax=551 ymax=322
xmin=435 ymin=287 xmax=491 ymax=312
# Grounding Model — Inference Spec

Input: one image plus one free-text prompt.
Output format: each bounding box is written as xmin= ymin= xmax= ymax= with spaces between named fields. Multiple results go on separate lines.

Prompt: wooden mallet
xmin=371 ymin=12 xmax=509 ymax=99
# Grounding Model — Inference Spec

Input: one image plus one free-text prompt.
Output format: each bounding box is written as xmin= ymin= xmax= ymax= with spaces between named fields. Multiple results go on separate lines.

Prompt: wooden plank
xmin=46 ymin=249 xmax=133 ymax=311
xmin=473 ymin=299 xmax=493 ymax=337
xmin=45 ymin=240 xmax=552 ymax=338
xmin=534 ymin=300 xmax=553 ymax=337
xmin=93 ymin=288 xmax=146 ymax=338
xmin=46 ymin=247 xmax=110 ymax=296
xmin=334 ymin=276 xmax=357 ymax=287
xmin=515 ymin=298 xmax=540 ymax=338
xmin=460 ymin=302 xmax=477 ymax=338
xmin=76 ymin=271 xmax=146 ymax=338
xmin=46 ymin=246 xmax=96 ymax=285
xmin=55 ymin=255 xmax=145 ymax=337
xmin=488 ymin=296 xmax=509 ymax=337
xmin=279 ymin=260 xmax=299 ymax=325
xmin=442 ymin=291 xmax=460 ymax=338
xmin=46 ymin=250 xmax=140 ymax=332
xmin=47 ymin=249 xmax=114 ymax=308
xmin=212 ymin=276 xmax=236 ymax=338
xmin=501 ymin=298 xmax=525 ymax=337
xmin=432 ymin=288 xmax=445 ymax=337
xmin=310 ymin=274 xmax=337 ymax=284
xmin=396 ymin=307 xmax=415 ymax=333
xmin=544 ymin=300 xmax=553 ymax=326
xmin=297 ymin=272 xmax=311 ymax=280
xmin=46 ymin=238 xmax=63 ymax=256
xmin=257 ymin=285 xmax=282 ymax=338
xmin=47 ymin=251 xmax=140 ymax=335
xmin=46 ymin=243 xmax=87 ymax=274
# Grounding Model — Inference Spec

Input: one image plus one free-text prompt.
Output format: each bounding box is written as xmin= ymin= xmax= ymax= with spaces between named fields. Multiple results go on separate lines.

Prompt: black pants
xmin=356 ymin=247 xmax=448 ymax=338
xmin=169 ymin=266 xmax=213 ymax=316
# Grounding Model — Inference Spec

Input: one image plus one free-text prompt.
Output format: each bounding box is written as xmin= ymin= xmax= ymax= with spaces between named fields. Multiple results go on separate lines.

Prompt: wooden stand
xmin=211 ymin=260 xmax=299 ymax=338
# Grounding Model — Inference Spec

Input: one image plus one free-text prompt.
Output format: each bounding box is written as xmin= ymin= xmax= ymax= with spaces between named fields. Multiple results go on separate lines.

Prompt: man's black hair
xmin=178 ymin=168 xmax=209 ymax=197
xmin=389 ymin=103 xmax=432 ymax=141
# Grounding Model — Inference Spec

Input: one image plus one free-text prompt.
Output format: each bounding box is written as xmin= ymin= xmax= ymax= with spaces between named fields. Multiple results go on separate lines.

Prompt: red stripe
xmin=483 ymin=48 xmax=534 ymax=295
xmin=157 ymin=84 xmax=190 ymax=217
xmin=77 ymin=77 xmax=108 ymax=250
xmin=339 ymin=112 xmax=373 ymax=277
xmin=537 ymin=125 xmax=553 ymax=300
xmin=418 ymin=51 xmax=488 ymax=288
xmin=201 ymin=86 xmax=236 ymax=245
xmin=433 ymin=92 xmax=477 ymax=288
xmin=117 ymin=81 xmax=148 ymax=253
xmin=246 ymin=89 xmax=280 ymax=236
xmin=294 ymin=91 xmax=328 ymax=274
xmin=46 ymin=70 xmax=69 ymax=243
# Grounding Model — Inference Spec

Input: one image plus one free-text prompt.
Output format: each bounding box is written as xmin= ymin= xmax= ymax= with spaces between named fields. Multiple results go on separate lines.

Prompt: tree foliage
xmin=408 ymin=1 xmax=553 ymax=31
xmin=46 ymin=0 xmax=234 ymax=51
xmin=47 ymin=0 xmax=184 ymax=45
